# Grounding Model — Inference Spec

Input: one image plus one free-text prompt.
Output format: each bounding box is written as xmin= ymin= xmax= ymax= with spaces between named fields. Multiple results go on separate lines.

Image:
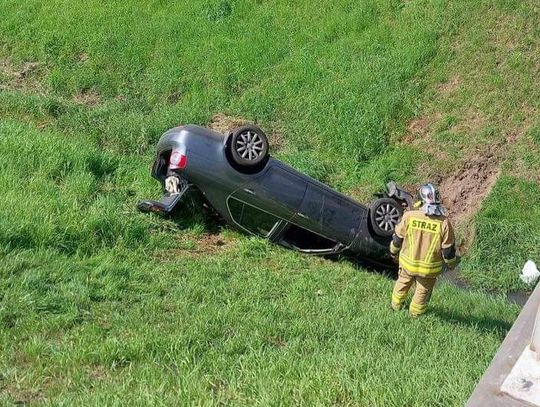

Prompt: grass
xmin=462 ymin=176 xmax=540 ymax=291
xmin=0 ymin=227 xmax=518 ymax=406
xmin=396 ymin=0 xmax=540 ymax=291
xmin=0 ymin=0 xmax=537 ymax=405
xmin=0 ymin=0 xmax=463 ymax=185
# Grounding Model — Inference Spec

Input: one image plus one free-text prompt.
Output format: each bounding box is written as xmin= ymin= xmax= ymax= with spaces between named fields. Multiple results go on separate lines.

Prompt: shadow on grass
xmin=161 ymin=192 xmax=225 ymax=235
xmin=150 ymin=201 xmax=518 ymax=339
xmin=343 ymin=254 xmax=398 ymax=279
xmin=348 ymin=254 xmax=530 ymax=306
xmin=429 ymin=306 xmax=512 ymax=338
xmin=149 ymin=191 xmax=528 ymax=316
xmin=343 ymin=255 xmax=517 ymax=336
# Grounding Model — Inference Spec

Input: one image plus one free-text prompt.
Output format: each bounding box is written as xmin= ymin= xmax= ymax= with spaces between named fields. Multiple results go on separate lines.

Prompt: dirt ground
xmin=208 ymin=113 xmax=250 ymax=134
xmin=438 ymin=151 xmax=500 ymax=225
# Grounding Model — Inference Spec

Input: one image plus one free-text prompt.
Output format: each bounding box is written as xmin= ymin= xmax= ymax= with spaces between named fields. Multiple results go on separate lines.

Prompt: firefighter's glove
xmin=442 ymin=246 xmax=458 ymax=270
xmin=445 ymin=257 xmax=459 ymax=270
xmin=165 ymin=176 xmax=181 ymax=195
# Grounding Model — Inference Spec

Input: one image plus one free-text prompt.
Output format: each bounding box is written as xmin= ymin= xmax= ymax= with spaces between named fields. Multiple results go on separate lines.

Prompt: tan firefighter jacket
xmin=390 ymin=209 xmax=456 ymax=277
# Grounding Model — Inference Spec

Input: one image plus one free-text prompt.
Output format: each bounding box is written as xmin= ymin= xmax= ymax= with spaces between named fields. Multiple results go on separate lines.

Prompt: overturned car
xmin=138 ymin=124 xmax=413 ymax=264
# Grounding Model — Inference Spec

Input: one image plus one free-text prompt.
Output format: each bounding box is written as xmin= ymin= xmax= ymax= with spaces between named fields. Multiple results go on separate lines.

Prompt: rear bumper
xmin=386 ymin=181 xmax=414 ymax=209
xmin=137 ymin=193 xmax=185 ymax=215
xmin=137 ymin=176 xmax=192 ymax=215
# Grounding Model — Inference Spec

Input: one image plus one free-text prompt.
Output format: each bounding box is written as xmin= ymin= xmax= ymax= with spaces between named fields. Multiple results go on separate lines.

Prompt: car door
xmin=276 ymin=223 xmax=343 ymax=254
xmin=226 ymin=196 xmax=283 ymax=237
xmin=231 ymin=164 xmax=307 ymax=221
xmin=295 ymin=183 xmax=367 ymax=244
xmin=225 ymin=196 xmax=341 ymax=254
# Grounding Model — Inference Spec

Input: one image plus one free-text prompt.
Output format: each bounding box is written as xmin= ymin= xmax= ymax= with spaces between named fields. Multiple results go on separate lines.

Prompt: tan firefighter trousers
xmin=391 ymin=268 xmax=437 ymax=316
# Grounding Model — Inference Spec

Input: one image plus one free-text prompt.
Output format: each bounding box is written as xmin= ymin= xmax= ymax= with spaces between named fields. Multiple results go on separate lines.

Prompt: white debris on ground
xmin=521 ymin=260 xmax=540 ymax=285
xmin=501 ymin=346 xmax=540 ymax=405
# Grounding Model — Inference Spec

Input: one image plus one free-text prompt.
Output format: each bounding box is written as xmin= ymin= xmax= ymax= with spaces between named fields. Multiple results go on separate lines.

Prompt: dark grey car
xmin=138 ymin=125 xmax=413 ymax=264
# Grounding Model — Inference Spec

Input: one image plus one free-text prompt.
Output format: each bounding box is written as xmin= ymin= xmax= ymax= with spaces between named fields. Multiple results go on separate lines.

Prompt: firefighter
xmin=389 ymin=183 xmax=457 ymax=317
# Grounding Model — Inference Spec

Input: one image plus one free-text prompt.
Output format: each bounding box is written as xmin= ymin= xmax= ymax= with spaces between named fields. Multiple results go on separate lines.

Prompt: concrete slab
xmin=501 ymin=346 xmax=540 ymax=405
xmin=466 ymin=282 xmax=540 ymax=407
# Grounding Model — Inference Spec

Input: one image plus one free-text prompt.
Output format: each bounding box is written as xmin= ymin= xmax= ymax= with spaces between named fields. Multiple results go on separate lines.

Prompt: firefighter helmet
xmin=418 ymin=183 xmax=445 ymax=216
xmin=418 ymin=183 xmax=441 ymax=205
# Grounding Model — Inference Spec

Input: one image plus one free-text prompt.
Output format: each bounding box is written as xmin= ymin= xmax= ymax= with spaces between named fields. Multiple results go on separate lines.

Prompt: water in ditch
xmin=440 ymin=267 xmax=531 ymax=307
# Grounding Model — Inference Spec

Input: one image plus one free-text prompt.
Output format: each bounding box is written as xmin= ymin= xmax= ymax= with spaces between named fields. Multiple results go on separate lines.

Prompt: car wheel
xmin=228 ymin=125 xmax=269 ymax=168
xmin=370 ymin=198 xmax=403 ymax=237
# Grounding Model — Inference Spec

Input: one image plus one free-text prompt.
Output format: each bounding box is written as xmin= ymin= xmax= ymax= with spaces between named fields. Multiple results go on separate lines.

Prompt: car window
xmin=279 ymin=224 xmax=336 ymax=252
xmin=299 ymin=183 xmax=365 ymax=242
xmin=256 ymin=166 xmax=307 ymax=210
xmin=228 ymin=197 xmax=280 ymax=237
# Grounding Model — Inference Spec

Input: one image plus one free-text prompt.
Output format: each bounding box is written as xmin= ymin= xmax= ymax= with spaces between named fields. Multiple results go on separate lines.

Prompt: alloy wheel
xmin=235 ymin=130 xmax=265 ymax=161
xmin=375 ymin=203 xmax=400 ymax=232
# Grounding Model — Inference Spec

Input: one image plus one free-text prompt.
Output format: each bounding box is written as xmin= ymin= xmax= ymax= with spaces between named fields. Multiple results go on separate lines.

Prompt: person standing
xmin=389 ymin=183 xmax=457 ymax=317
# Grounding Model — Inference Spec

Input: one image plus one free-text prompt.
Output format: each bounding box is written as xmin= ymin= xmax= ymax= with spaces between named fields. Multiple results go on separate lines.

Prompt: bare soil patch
xmin=73 ymin=88 xmax=101 ymax=107
xmin=167 ymin=90 xmax=182 ymax=104
xmin=17 ymin=61 xmax=40 ymax=79
xmin=89 ymin=365 xmax=110 ymax=381
xmin=154 ymin=232 xmax=236 ymax=261
xmin=400 ymin=117 xmax=429 ymax=144
xmin=196 ymin=233 xmax=231 ymax=253
xmin=400 ymin=112 xmax=445 ymax=145
xmin=2 ymin=383 xmax=45 ymax=405
xmin=407 ymin=117 xmax=430 ymax=136
xmin=265 ymin=335 xmax=287 ymax=348
xmin=78 ymin=52 xmax=89 ymax=63
xmin=0 ymin=60 xmax=47 ymax=95
xmin=437 ymin=75 xmax=460 ymax=95
xmin=437 ymin=151 xmax=500 ymax=225
xmin=209 ymin=113 xmax=249 ymax=134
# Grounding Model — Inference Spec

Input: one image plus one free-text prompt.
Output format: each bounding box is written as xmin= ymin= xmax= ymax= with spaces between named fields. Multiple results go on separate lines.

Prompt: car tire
xmin=370 ymin=198 xmax=403 ymax=237
xmin=228 ymin=125 xmax=269 ymax=169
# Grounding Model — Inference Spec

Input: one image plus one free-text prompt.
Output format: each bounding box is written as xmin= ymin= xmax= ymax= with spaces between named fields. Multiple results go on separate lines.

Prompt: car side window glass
xmin=257 ymin=166 xmax=307 ymax=210
xmin=228 ymin=197 xmax=280 ymax=237
xmin=280 ymin=224 xmax=336 ymax=251
xmin=300 ymin=184 xmax=364 ymax=240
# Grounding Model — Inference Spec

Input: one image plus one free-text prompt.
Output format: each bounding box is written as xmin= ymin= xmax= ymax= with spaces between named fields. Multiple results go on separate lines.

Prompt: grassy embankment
xmin=392 ymin=0 xmax=540 ymax=291
xmin=0 ymin=0 xmax=536 ymax=405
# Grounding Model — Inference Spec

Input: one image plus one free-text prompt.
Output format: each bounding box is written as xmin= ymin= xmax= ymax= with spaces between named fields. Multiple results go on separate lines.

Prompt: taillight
xmin=169 ymin=147 xmax=187 ymax=170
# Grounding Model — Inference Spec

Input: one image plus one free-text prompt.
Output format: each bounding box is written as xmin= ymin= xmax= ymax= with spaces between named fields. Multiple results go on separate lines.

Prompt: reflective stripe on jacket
xmin=394 ymin=210 xmax=455 ymax=277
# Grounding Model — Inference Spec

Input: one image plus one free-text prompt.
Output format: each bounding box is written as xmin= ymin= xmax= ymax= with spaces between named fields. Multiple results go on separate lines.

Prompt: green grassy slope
xmin=0 ymin=0 xmax=462 ymax=185
xmin=0 ymin=0 xmax=535 ymax=405
xmin=392 ymin=0 xmax=540 ymax=291
xmin=462 ymin=176 xmax=540 ymax=291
